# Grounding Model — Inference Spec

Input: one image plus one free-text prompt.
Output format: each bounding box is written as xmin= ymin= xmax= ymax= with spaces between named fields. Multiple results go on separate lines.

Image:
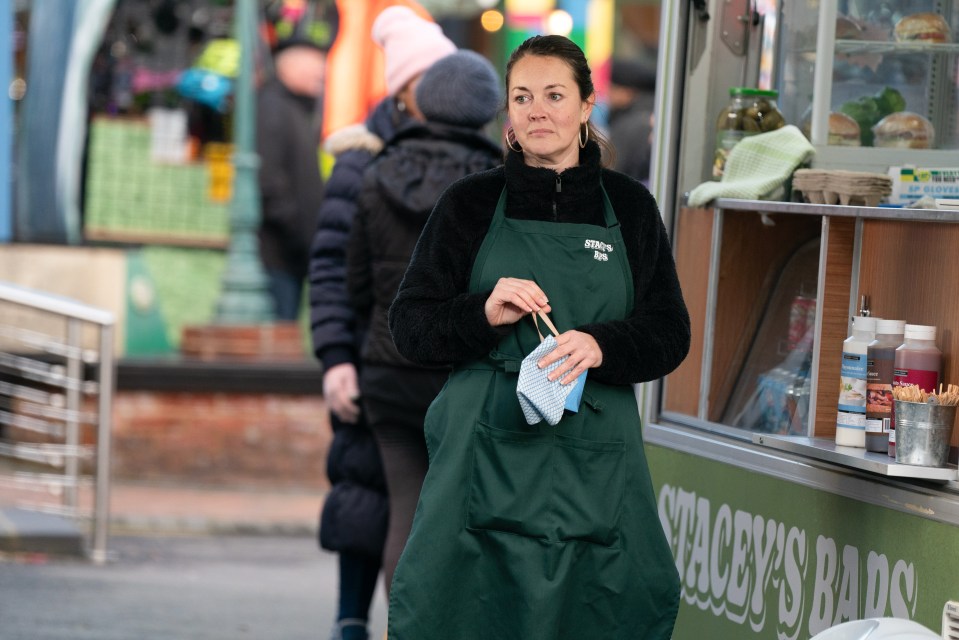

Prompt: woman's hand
xmin=485 ymin=278 xmax=551 ymax=327
xmin=322 ymin=363 xmax=362 ymax=424
xmin=539 ymin=330 xmax=603 ymax=385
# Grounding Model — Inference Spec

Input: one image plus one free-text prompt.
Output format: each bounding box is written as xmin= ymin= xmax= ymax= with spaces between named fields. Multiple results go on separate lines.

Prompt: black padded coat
xmin=310 ymin=99 xmax=409 ymax=557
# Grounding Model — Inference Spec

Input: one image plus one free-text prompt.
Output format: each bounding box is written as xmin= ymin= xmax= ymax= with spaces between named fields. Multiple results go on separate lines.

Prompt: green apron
xmin=388 ymin=186 xmax=680 ymax=640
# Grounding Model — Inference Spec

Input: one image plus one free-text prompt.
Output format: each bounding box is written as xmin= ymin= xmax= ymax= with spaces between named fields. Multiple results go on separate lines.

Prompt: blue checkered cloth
xmin=517 ymin=335 xmax=577 ymax=426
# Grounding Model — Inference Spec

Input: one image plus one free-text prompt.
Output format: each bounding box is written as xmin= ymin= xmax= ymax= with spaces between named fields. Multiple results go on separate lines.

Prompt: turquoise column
xmin=15 ymin=0 xmax=76 ymax=242
xmin=214 ymin=0 xmax=274 ymax=323
xmin=0 ymin=0 xmax=10 ymax=241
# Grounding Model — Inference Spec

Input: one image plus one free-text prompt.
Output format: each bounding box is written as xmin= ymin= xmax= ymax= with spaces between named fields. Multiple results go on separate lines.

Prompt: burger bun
xmin=828 ymin=112 xmax=861 ymax=146
xmin=894 ymin=12 xmax=951 ymax=43
xmin=872 ymin=111 xmax=935 ymax=149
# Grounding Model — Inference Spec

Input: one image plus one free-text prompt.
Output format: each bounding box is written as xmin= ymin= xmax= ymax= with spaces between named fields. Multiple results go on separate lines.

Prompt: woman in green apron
xmin=387 ymin=35 xmax=691 ymax=640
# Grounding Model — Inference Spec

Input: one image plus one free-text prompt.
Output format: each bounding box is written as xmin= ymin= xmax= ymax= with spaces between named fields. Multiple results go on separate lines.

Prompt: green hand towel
xmin=688 ymin=125 xmax=815 ymax=207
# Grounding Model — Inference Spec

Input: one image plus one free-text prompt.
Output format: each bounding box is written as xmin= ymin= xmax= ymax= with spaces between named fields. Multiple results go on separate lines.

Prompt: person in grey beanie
xmin=344 ymin=50 xmax=503 ymax=596
xmin=415 ymin=50 xmax=502 ymax=128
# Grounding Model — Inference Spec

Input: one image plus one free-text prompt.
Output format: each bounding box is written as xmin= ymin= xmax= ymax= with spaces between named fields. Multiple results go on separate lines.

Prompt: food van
xmin=644 ymin=0 xmax=959 ymax=637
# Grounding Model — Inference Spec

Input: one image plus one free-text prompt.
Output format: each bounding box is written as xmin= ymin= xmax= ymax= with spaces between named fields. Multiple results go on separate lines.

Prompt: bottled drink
xmin=865 ymin=319 xmax=905 ymax=453
xmin=890 ymin=324 xmax=942 ymax=457
xmin=836 ymin=316 xmax=878 ymax=447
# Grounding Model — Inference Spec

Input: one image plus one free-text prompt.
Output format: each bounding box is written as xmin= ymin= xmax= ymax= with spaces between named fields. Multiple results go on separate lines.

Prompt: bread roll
xmin=872 ymin=112 xmax=934 ymax=149
xmin=828 ymin=112 xmax=861 ymax=146
xmin=894 ymin=13 xmax=950 ymax=43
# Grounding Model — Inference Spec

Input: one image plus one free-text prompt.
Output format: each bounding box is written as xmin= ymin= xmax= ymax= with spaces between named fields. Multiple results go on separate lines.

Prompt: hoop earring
xmin=579 ymin=122 xmax=589 ymax=148
xmin=505 ymin=126 xmax=521 ymax=153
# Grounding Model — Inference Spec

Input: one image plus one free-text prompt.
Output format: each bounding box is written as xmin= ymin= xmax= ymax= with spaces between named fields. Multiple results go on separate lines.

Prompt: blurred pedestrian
xmin=257 ymin=11 xmax=335 ymax=320
xmin=386 ymin=35 xmax=690 ymax=639
xmin=307 ymin=6 xmax=456 ymax=640
xmin=346 ymin=49 xmax=502 ymax=596
xmin=607 ymin=56 xmax=657 ymax=186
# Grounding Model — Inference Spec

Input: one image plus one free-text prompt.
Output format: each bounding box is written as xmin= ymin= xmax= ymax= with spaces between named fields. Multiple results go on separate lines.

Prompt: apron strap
xmin=531 ymin=310 xmax=561 ymax=342
xmin=468 ymin=187 xmax=508 ymax=293
xmin=600 ymin=181 xmax=619 ymax=229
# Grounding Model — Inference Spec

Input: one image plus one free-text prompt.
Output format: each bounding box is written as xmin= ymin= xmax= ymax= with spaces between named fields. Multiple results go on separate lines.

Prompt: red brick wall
xmin=111 ymin=391 xmax=333 ymax=490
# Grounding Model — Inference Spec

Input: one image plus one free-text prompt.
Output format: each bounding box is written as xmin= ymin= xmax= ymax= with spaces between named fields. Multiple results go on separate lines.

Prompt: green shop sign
xmin=648 ymin=445 xmax=956 ymax=638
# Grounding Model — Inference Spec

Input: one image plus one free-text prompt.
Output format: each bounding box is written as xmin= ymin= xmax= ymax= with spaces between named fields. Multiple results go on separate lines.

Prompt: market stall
xmin=647 ymin=0 xmax=959 ymax=637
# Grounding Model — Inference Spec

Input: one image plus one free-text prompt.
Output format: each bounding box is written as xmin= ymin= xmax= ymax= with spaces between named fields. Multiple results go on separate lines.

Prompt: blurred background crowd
xmin=2 ymin=1 xmax=660 ymax=356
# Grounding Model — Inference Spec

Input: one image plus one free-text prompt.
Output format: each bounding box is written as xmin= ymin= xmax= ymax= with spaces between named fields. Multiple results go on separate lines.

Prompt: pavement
xmin=0 ymin=480 xmax=325 ymax=556
xmin=0 ymin=485 xmax=392 ymax=639
xmin=0 ymin=530 xmax=391 ymax=640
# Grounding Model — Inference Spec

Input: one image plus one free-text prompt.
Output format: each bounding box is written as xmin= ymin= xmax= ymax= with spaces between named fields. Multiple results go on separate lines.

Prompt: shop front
xmin=4 ymin=0 xmax=495 ymax=356
xmin=647 ymin=0 xmax=959 ymax=637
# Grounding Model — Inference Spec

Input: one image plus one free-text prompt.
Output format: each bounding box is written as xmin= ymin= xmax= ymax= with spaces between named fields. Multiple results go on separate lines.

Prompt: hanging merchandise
xmin=836 ymin=315 xmax=878 ymax=447
xmin=152 ymin=0 xmax=180 ymax=35
xmin=147 ymin=107 xmax=189 ymax=164
xmin=864 ymin=319 xmax=905 ymax=453
xmin=193 ymin=38 xmax=241 ymax=77
xmin=176 ymin=68 xmax=232 ymax=112
xmin=175 ymin=39 xmax=239 ymax=112
xmin=889 ymin=324 xmax=942 ymax=458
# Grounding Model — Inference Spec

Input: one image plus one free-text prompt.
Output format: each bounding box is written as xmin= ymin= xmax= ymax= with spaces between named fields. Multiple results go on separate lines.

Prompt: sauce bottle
xmin=864 ymin=319 xmax=905 ymax=453
xmin=836 ymin=316 xmax=877 ymax=447
xmin=889 ymin=324 xmax=942 ymax=457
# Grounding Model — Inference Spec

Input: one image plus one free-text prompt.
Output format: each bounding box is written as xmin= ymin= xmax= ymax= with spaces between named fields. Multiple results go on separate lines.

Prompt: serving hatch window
xmin=660 ymin=207 xmax=823 ymax=437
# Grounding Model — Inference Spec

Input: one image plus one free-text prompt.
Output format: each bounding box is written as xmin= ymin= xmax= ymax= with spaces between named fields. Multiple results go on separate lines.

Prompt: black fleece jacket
xmin=388 ymin=141 xmax=691 ymax=386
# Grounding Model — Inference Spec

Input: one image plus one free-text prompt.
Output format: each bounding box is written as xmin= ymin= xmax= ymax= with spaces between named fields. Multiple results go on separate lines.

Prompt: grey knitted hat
xmin=415 ymin=51 xmax=502 ymax=129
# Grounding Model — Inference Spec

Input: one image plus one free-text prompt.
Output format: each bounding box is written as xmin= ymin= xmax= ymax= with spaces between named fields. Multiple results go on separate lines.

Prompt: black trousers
xmin=360 ymin=365 xmax=447 ymax=595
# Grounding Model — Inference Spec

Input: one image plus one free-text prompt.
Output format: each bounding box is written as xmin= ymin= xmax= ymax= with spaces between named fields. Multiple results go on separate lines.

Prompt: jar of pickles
xmin=712 ymin=88 xmax=785 ymax=178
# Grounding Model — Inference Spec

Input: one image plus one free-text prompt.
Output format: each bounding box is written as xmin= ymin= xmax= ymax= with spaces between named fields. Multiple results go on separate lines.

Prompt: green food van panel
xmin=647 ymin=444 xmax=956 ymax=639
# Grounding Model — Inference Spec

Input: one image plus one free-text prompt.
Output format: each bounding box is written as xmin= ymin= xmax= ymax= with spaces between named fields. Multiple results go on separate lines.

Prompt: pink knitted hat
xmin=371 ymin=6 xmax=457 ymax=96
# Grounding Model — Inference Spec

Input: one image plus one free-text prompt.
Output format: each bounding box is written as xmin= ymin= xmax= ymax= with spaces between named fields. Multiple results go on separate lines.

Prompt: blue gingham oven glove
xmin=516 ymin=311 xmax=587 ymax=426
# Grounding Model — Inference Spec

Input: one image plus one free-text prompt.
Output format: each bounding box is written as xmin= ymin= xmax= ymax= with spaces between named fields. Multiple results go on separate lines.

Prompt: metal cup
xmin=894 ymin=400 xmax=957 ymax=467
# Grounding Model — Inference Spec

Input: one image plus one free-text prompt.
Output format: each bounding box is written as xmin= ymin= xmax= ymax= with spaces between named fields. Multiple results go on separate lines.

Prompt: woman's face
xmin=507 ymin=55 xmax=593 ymax=170
xmin=276 ymin=47 xmax=327 ymax=98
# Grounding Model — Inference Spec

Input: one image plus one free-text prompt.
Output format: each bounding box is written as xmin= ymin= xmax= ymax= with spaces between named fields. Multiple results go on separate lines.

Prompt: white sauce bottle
xmin=836 ymin=315 xmax=877 ymax=447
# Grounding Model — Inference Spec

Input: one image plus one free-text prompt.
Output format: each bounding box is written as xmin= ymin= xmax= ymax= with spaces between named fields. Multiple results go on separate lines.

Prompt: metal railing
xmin=0 ymin=281 xmax=115 ymax=563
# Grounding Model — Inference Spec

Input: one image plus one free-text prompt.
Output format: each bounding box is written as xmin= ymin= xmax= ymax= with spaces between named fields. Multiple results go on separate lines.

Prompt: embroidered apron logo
xmin=585 ymin=239 xmax=613 ymax=262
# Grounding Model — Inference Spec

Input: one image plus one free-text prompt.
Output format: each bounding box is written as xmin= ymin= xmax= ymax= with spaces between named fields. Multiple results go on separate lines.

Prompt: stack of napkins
xmin=793 ymin=169 xmax=891 ymax=207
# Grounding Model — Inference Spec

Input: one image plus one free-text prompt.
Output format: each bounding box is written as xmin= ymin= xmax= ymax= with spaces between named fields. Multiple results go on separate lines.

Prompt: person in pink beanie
xmin=371 ymin=6 xmax=456 ymax=118
xmin=308 ymin=6 xmax=456 ymax=640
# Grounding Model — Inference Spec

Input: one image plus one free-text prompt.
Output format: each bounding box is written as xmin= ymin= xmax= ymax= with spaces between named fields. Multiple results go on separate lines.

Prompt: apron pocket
xmin=466 ymin=422 xmax=625 ymax=546
xmin=467 ymin=422 xmax=552 ymax=540
xmin=553 ymin=434 xmax=625 ymax=546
